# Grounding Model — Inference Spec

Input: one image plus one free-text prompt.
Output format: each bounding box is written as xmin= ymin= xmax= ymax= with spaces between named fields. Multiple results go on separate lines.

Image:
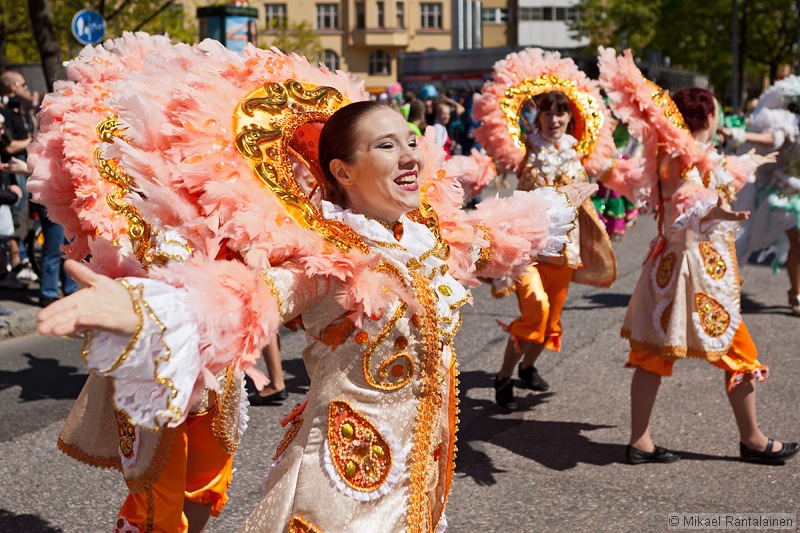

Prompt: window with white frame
xmin=396 ymin=2 xmax=405 ymax=27
xmin=420 ymin=3 xmax=442 ymax=29
xmin=322 ymin=49 xmax=339 ymax=70
xmin=369 ymin=49 xmax=391 ymax=75
xmin=481 ymin=7 xmax=508 ymax=23
xmin=566 ymin=6 xmax=582 ymax=21
xmin=316 ymin=3 xmax=339 ymax=29
xmin=265 ymin=3 xmax=287 ymax=28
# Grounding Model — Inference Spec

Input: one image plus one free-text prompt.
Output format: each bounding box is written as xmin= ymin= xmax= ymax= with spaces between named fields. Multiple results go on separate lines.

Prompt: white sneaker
xmin=14 ymin=264 xmax=38 ymax=282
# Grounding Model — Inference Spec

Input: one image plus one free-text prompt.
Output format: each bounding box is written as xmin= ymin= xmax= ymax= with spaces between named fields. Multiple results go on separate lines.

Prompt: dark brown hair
xmin=535 ymin=91 xmax=574 ymax=134
xmin=672 ymin=87 xmax=716 ymax=133
xmin=318 ymin=100 xmax=387 ymax=203
xmin=407 ymin=99 xmax=426 ymax=125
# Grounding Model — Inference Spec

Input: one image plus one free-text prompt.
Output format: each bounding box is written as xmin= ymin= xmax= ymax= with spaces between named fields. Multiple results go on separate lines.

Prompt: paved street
xmin=0 ymin=211 xmax=798 ymax=532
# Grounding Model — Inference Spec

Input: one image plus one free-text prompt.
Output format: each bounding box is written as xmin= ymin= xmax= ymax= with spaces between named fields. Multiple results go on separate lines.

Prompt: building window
xmin=369 ymin=49 xmax=391 ymax=75
xmin=420 ymin=2 xmax=442 ymax=29
xmin=355 ymin=2 xmax=365 ymax=28
xmin=316 ymin=4 xmax=339 ymax=29
xmin=542 ymin=7 xmax=553 ymax=20
xmin=555 ymin=7 xmax=566 ymax=20
xmin=519 ymin=6 xmax=544 ymax=20
xmin=396 ymin=2 xmax=405 ymax=27
xmin=481 ymin=7 xmax=508 ymax=23
xmin=566 ymin=7 xmax=582 ymax=21
xmin=377 ymin=1 xmax=385 ymax=27
xmin=265 ymin=3 xmax=287 ymax=28
xmin=322 ymin=49 xmax=339 ymax=70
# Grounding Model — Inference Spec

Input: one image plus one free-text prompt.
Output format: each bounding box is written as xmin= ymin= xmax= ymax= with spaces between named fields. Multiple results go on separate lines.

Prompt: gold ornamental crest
xmin=499 ymin=74 xmax=605 ymax=161
xmin=233 ymin=80 xmax=370 ymax=254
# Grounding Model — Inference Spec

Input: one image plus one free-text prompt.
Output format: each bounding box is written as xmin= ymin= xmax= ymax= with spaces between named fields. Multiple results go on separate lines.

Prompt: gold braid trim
xmin=473 ymin=224 xmax=493 ymax=272
xmin=405 ymin=268 xmax=443 ymax=532
xmin=211 ymin=367 xmax=241 ymax=454
xmin=260 ymin=270 xmax=286 ymax=318
xmin=362 ymin=303 xmax=413 ymax=390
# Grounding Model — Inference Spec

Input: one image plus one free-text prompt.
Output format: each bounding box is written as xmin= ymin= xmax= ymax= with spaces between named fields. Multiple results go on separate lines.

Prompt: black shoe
xmin=518 ymin=364 xmax=549 ymax=392
xmin=248 ymin=388 xmax=288 ymax=405
xmin=38 ymin=297 xmax=58 ymax=308
xmin=740 ymin=439 xmax=800 ymax=464
xmin=494 ymin=376 xmax=517 ymax=410
xmin=625 ymin=444 xmax=680 ymax=465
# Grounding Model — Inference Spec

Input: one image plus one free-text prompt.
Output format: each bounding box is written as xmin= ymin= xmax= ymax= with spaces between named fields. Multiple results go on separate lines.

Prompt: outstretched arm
xmin=446 ymin=183 xmax=594 ymax=285
xmin=37 ymin=257 xmax=324 ymax=431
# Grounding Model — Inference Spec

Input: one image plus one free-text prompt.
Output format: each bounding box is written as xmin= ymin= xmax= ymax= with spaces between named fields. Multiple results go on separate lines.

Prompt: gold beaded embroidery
xmin=287 ymin=515 xmax=322 ymax=533
xmin=114 ymin=410 xmax=136 ymax=459
xmin=660 ymin=302 xmax=673 ymax=333
xmin=698 ymin=242 xmax=727 ymax=280
xmin=406 ymin=268 xmax=443 ymax=532
xmin=695 ymin=292 xmax=731 ymax=337
xmin=362 ymin=303 xmax=413 ymax=390
xmin=211 ymin=367 xmax=241 ymax=454
xmin=273 ymin=416 xmax=303 ymax=461
xmin=656 ymin=253 xmax=676 ymax=289
xmin=474 ymin=224 xmax=493 ymax=272
xmin=327 ymin=400 xmax=392 ymax=492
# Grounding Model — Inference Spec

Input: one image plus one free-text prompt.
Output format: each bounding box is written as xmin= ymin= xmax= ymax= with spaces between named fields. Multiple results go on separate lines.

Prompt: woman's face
xmin=539 ymin=105 xmax=571 ymax=143
xmin=332 ymin=107 xmax=423 ymax=222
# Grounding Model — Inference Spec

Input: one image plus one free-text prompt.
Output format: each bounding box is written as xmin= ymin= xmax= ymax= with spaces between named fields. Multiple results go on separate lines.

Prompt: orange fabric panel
xmin=117 ymin=407 xmax=234 ymax=531
xmin=508 ymin=263 xmax=573 ymax=351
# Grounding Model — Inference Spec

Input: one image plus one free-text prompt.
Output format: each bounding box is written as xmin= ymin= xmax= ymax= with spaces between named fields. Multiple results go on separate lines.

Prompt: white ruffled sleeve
xmin=81 ymin=278 xmax=200 ymax=431
xmin=531 ymin=186 xmax=577 ymax=257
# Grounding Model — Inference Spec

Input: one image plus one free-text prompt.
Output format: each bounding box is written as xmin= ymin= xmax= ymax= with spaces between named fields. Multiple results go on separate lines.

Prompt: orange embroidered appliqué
xmin=698 ymin=242 xmax=727 ymax=280
xmin=114 ymin=410 xmax=136 ymax=459
xmin=695 ymin=292 xmax=730 ymax=337
xmin=320 ymin=318 xmax=356 ymax=350
xmin=660 ymin=302 xmax=673 ymax=333
xmin=327 ymin=400 xmax=393 ymax=492
xmin=656 ymin=253 xmax=676 ymax=288
xmin=287 ymin=514 xmax=322 ymax=533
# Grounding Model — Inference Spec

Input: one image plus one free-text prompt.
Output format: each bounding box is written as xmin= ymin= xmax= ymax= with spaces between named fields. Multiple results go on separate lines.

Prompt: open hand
xmin=702 ymin=197 xmax=749 ymax=224
xmin=561 ymin=182 xmax=598 ymax=207
xmin=746 ymin=148 xmax=778 ymax=167
xmin=37 ymin=260 xmax=140 ymax=337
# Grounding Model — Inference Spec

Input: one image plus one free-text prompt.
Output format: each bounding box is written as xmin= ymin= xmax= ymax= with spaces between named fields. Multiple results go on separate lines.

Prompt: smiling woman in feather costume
xmin=31 ymin=34 xmax=595 ymax=532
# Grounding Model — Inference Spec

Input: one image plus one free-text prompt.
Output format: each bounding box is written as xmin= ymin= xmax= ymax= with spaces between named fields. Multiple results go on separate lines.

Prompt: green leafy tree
xmin=569 ymin=0 xmax=800 ymax=103
xmin=569 ymin=0 xmax=662 ymax=51
xmin=3 ymin=0 xmax=196 ymax=90
xmin=264 ymin=19 xmax=323 ymax=64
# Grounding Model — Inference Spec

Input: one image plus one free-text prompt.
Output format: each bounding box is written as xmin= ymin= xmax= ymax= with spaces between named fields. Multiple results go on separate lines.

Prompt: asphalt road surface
xmin=0 ymin=214 xmax=798 ymax=532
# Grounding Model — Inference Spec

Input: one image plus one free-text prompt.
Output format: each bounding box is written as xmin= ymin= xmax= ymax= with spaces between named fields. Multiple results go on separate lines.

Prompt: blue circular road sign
xmin=72 ymin=10 xmax=107 ymax=46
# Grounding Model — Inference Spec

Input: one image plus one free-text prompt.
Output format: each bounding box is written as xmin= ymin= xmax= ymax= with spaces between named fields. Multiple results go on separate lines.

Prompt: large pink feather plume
xmin=473 ymin=47 xmax=614 ymax=175
xmin=597 ymin=47 xmax=716 ymax=203
xmin=444 ymin=149 xmax=497 ymax=203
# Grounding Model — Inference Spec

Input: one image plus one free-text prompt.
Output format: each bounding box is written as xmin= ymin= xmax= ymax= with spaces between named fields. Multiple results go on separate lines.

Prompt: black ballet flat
xmin=625 ymin=444 xmax=680 ymax=465
xmin=740 ymin=439 xmax=800 ymax=464
xmin=248 ymin=388 xmax=289 ymax=405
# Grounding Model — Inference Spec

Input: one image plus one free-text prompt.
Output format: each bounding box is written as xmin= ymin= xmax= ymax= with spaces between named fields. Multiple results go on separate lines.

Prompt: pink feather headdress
xmin=472 ymin=47 xmax=615 ymax=176
xmin=28 ymin=33 xmax=468 ymax=374
xmin=597 ymin=47 xmax=715 ymax=204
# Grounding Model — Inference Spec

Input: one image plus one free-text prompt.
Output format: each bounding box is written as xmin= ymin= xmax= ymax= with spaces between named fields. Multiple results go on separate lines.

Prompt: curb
xmin=0 ymin=286 xmax=42 ymax=340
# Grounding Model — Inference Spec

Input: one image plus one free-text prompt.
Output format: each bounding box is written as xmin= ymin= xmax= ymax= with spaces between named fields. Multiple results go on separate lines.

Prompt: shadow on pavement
xmin=740 ymin=292 xmax=794 ymax=316
xmin=454 ymin=370 xmax=738 ymax=485
xmin=0 ymin=509 xmax=63 ymax=532
xmin=566 ymin=292 xmax=631 ymax=311
xmin=0 ymin=353 xmax=86 ymax=401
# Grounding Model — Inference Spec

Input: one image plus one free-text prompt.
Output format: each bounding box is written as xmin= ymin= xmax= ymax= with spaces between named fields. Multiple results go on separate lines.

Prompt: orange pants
xmin=507 ymin=263 xmax=574 ymax=351
xmin=116 ymin=407 xmax=234 ymax=533
xmin=627 ymin=322 xmax=768 ymax=391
